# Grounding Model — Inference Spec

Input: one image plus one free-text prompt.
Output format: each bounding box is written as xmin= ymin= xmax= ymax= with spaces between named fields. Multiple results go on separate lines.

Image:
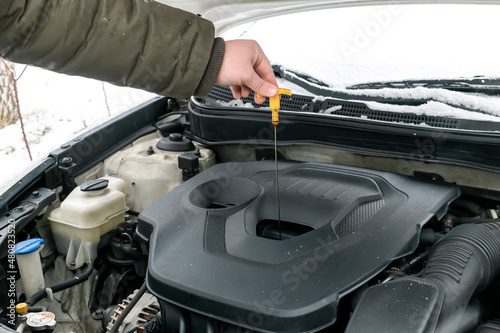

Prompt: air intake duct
xmin=346 ymin=223 xmax=500 ymax=333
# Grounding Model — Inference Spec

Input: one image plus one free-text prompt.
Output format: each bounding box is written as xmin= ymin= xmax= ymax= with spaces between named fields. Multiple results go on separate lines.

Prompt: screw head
xmin=59 ymin=157 xmax=73 ymax=167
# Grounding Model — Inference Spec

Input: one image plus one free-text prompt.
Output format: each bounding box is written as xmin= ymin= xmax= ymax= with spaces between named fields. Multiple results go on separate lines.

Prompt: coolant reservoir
xmin=103 ymin=134 xmax=215 ymax=212
xmin=49 ymin=176 xmax=127 ymax=269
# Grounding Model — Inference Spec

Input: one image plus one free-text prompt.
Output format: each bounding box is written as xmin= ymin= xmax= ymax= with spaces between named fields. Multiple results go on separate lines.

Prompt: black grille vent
xmin=203 ymin=85 xmax=461 ymax=129
xmin=335 ymin=199 xmax=386 ymax=238
xmin=322 ymin=100 xmax=459 ymax=128
xmin=205 ymin=85 xmax=315 ymax=112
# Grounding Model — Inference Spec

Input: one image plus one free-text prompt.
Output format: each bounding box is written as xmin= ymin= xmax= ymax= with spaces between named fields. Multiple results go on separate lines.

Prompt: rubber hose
xmin=25 ymin=262 xmax=94 ymax=306
xmin=27 ymin=305 xmax=47 ymax=312
xmin=422 ymin=222 xmax=500 ymax=332
xmin=108 ymin=282 xmax=147 ymax=333
xmin=41 ymin=252 xmax=58 ymax=274
xmin=452 ymin=199 xmax=485 ymax=216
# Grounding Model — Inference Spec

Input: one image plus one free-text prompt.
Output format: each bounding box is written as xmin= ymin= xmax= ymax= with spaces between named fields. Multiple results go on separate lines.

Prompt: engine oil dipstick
xmin=257 ymin=88 xmax=292 ymax=240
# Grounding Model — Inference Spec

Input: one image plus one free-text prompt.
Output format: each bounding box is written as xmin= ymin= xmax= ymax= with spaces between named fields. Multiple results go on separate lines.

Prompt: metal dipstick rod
xmin=274 ymin=123 xmax=281 ymax=240
xmin=258 ymin=88 xmax=292 ymax=240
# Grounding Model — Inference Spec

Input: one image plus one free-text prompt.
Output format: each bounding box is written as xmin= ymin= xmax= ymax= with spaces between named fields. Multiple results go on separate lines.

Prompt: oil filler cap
xmin=156 ymin=133 xmax=195 ymax=152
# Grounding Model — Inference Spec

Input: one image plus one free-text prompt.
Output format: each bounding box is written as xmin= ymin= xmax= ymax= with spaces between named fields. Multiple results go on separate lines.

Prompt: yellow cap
xmin=15 ymin=303 xmax=28 ymax=314
xmin=257 ymin=88 xmax=292 ymax=112
xmin=257 ymin=88 xmax=292 ymax=127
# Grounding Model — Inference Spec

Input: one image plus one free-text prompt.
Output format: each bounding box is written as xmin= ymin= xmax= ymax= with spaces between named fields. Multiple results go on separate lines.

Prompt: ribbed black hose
xmin=422 ymin=222 xmax=500 ymax=332
xmin=108 ymin=282 xmax=147 ymax=333
xmin=25 ymin=262 xmax=94 ymax=306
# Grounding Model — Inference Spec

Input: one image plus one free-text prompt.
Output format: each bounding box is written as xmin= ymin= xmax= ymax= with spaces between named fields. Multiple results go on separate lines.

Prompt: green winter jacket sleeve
xmin=0 ymin=0 xmax=225 ymax=98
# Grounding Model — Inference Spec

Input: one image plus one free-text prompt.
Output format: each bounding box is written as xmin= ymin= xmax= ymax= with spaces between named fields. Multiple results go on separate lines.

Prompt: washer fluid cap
xmin=156 ymin=133 xmax=195 ymax=152
xmin=14 ymin=238 xmax=45 ymax=255
xmin=81 ymin=179 xmax=109 ymax=192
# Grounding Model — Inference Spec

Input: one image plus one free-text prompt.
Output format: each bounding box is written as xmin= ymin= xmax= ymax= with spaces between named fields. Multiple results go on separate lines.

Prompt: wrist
xmin=193 ymin=37 xmax=225 ymax=97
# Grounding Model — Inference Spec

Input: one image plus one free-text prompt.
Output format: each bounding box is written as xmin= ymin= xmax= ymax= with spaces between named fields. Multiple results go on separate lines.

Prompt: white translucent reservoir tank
xmin=49 ymin=176 xmax=127 ymax=269
xmin=14 ymin=238 xmax=45 ymax=298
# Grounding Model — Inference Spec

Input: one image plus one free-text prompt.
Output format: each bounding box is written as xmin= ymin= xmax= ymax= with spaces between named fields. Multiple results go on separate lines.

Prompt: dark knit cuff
xmin=193 ymin=37 xmax=225 ymax=97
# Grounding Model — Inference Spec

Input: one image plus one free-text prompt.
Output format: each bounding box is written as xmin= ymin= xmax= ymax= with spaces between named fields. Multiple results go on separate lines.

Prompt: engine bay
xmin=2 ymin=94 xmax=500 ymax=333
xmin=139 ymin=161 xmax=459 ymax=332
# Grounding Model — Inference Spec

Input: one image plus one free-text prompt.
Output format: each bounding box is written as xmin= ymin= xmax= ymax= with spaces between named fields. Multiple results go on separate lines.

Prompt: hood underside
xmin=158 ymin=0 xmax=500 ymax=34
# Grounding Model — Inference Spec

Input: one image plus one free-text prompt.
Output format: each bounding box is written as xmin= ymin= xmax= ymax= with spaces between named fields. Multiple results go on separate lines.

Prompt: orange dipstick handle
xmin=257 ymin=88 xmax=292 ymax=127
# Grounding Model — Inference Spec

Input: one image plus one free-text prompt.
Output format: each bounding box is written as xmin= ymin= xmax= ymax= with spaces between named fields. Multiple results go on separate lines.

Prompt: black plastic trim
xmin=0 ymin=158 xmax=56 ymax=217
xmin=0 ymin=187 xmax=56 ymax=258
xmin=204 ymin=84 xmax=500 ymax=131
xmin=189 ymin=97 xmax=500 ymax=173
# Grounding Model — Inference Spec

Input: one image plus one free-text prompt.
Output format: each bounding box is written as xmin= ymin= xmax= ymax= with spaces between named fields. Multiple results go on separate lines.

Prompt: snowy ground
xmin=1 ymin=3 xmax=500 ymax=192
xmin=0 ymin=68 xmax=154 ymax=191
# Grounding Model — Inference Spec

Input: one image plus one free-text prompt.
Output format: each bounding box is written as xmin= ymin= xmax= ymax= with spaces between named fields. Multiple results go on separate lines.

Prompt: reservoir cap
xmin=80 ymin=179 xmax=109 ymax=192
xmin=15 ymin=303 xmax=28 ymax=314
xmin=26 ymin=312 xmax=56 ymax=330
xmin=156 ymin=133 xmax=195 ymax=152
xmin=13 ymin=238 xmax=45 ymax=255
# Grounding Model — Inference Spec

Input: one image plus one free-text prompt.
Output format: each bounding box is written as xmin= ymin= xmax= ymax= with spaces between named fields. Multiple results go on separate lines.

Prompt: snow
xmin=321 ymin=105 xmax=343 ymax=114
xmin=223 ymin=4 xmax=500 ymax=121
xmin=2 ymin=3 xmax=500 ymax=192
xmin=0 ymin=67 xmax=154 ymax=191
xmin=204 ymin=98 xmax=255 ymax=109
xmin=364 ymin=100 xmax=500 ymax=122
xmin=224 ymin=4 xmax=500 ymax=88
xmin=276 ymin=69 xmax=500 ymax=120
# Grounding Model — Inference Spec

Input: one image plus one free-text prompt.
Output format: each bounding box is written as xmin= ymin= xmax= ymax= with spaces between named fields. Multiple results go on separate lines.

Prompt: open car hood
xmin=158 ymin=0 xmax=500 ymax=34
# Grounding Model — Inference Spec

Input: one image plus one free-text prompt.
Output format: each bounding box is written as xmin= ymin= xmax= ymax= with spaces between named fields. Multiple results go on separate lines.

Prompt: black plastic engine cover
xmin=137 ymin=161 xmax=459 ymax=332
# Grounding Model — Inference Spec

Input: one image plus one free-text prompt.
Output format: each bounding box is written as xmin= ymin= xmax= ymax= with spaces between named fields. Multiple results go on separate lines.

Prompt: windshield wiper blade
xmin=272 ymin=66 xmax=498 ymax=116
xmin=273 ymin=65 xmax=422 ymax=105
xmin=347 ymin=77 xmax=500 ymax=95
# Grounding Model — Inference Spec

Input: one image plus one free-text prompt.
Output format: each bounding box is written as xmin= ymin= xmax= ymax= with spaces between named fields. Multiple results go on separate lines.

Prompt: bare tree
xmin=1 ymin=60 xmax=32 ymax=160
xmin=0 ymin=60 xmax=19 ymax=128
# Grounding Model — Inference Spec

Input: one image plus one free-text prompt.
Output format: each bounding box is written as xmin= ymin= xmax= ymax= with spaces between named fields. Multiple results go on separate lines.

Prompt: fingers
xmin=247 ymin=50 xmax=278 ymax=104
xmin=230 ymin=84 xmax=266 ymax=104
xmin=215 ymin=39 xmax=278 ymax=103
xmin=253 ymin=53 xmax=279 ymax=92
xmin=245 ymin=70 xmax=277 ymax=95
xmin=229 ymin=85 xmax=242 ymax=100
xmin=240 ymin=85 xmax=253 ymax=98
xmin=254 ymin=93 xmax=267 ymax=105
xmin=244 ymin=72 xmax=277 ymax=104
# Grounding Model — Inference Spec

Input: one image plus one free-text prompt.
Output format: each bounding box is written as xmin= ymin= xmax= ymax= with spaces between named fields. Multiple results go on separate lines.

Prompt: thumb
xmin=246 ymin=74 xmax=278 ymax=97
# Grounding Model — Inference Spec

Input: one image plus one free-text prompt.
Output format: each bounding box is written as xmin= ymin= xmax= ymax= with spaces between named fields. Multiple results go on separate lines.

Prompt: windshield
xmin=221 ymin=4 xmax=500 ymax=124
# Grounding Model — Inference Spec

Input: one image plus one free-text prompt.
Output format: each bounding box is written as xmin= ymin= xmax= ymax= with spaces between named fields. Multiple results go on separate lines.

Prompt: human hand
xmin=216 ymin=40 xmax=278 ymax=104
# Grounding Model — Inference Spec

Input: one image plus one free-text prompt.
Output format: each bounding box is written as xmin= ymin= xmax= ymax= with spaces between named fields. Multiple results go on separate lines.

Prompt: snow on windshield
xmin=223 ymin=4 xmax=500 ymax=122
